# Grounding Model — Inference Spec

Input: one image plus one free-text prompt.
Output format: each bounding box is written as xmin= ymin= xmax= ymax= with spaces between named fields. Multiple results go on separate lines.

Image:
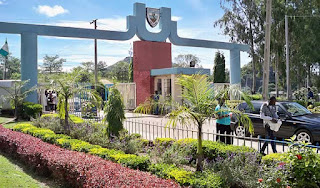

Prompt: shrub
xmin=148 ymin=163 xmax=222 ymax=187
xmin=0 ymin=125 xmax=180 ymax=187
xmin=154 ymin=138 xmax=176 ymax=147
xmin=22 ymin=102 xmax=42 ymax=120
xmin=285 ymin=139 xmax=320 ymax=187
xmin=104 ymin=86 xmax=125 ymax=137
xmin=13 ymin=123 xmax=150 ymax=171
xmin=109 ymin=153 xmax=150 ymax=170
xmin=261 ymin=153 xmax=287 ymax=165
xmin=249 ymin=94 xmax=262 ymax=100
xmin=207 ymin=152 xmax=261 ymax=188
xmin=56 ymin=138 xmax=101 ymax=153
xmin=175 ymin=138 xmax=255 ymax=161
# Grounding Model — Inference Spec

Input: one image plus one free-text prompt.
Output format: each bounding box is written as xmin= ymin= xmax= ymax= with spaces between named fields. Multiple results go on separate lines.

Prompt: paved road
xmin=124 ymin=112 xmax=290 ymax=154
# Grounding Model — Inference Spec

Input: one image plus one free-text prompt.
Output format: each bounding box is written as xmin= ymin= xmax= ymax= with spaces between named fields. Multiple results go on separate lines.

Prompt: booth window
xmin=165 ymin=79 xmax=171 ymax=96
xmin=157 ymin=79 xmax=162 ymax=94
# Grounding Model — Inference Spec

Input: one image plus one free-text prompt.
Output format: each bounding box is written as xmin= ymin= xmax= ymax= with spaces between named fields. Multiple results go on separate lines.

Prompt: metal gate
xmin=106 ymin=83 xmax=136 ymax=110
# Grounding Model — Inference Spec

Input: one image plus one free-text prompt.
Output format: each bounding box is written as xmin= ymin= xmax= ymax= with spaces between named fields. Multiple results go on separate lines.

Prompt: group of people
xmin=215 ymin=96 xmax=281 ymax=155
xmin=45 ymin=90 xmax=57 ymax=112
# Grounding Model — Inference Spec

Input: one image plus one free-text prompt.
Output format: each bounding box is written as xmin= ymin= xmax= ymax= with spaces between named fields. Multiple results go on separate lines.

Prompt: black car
xmin=231 ymin=101 xmax=320 ymax=144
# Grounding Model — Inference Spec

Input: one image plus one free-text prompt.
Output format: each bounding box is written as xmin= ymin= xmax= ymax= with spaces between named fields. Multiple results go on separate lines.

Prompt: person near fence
xmin=153 ymin=91 xmax=160 ymax=115
xmin=215 ymin=98 xmax=232 ymax=144
xmin=259 ymin=96 xmax=282 ymax=155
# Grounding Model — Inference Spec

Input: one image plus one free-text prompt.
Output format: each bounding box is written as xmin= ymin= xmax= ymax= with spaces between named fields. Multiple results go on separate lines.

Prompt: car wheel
xmin=296 ymin=129 xmax=314 ymax=143
xmin=235 ymin=125 xmax=246 ymax=137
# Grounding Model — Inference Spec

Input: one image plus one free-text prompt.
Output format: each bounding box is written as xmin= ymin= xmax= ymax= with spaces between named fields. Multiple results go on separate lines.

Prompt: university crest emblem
xmin=146 ymin=8 xmax=160 ymax=28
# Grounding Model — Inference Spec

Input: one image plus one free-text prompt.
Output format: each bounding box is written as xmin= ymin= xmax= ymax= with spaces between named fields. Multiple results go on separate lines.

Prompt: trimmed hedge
xmin=0 ymin=125 xmax=180 ymax=187
xmin=148 ymin=163 xmax=222 ymax=187
xmin=13 ymin=123 xmax=150 ymax=171
xmin=175 ymin=138 xmax=255 ymax=160
xmin=154 ymin=137 xmax=176 ymax=147
xmin=261 ymin=153 xmax=287 ymax=165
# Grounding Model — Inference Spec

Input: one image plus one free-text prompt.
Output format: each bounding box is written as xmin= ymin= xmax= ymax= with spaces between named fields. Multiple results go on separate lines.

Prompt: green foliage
xmin=0 ymin=80 xmax=37 ymax=120
xmin=154 ymin=138 xmax=176 ymax=147
xmin=21 ymin=102 xmax=42 ymax=120
xmin=285 ymin=137 xmax=320 ymax=187
xmin=148 ymin=163 xmax=222 ymax=187
xmin=208 ymin=152 xmax=261 ymax=188
xmin=41 ymin=54 xmax=65 ymax=74
xmin=249 ymin=94 xmax=262 ymax=100
xmin=261 ymin=153 xmax=287 ymax=165
xmin=56 ymin=138 xmax=101 ymax=153
xmin=109 ymin=154 xmax=150 ymax=170
xmin=176 ymin=138 xmax=254 ymax=161
xmin=104 ymin=86 xmax=125 ymax=137
xmin=213 ymin=51 xmax=226 ymax=83
xmin=13 ymin=123 xmax=149 ymax=171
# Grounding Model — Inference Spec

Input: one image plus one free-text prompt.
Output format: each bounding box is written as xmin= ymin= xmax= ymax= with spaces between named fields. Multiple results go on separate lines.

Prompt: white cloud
xmin=0 ymin=1 xmax=3 ymax=5
xmin=172 ymin=16 xmax=183 ymax=21
xmin=36 ymin=5 xmax=69 ymax=17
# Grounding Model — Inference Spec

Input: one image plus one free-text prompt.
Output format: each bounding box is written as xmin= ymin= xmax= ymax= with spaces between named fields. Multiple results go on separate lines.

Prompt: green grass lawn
xmin=0 ymin=154 xmax=47 ymax=188
xmin=0 ymin=116 xmax=14 ymax=124
xmin=2 ymin=120 xmax=30 ymax=129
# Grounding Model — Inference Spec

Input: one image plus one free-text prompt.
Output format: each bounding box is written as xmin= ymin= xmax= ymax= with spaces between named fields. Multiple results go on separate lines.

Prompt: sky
xmin=0 ymin=0 xmax=251 ymax=71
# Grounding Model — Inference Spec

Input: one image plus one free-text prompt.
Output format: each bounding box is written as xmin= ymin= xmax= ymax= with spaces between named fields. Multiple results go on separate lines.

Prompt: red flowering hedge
xmin=0 ymin=125 xmax=180 ymax=187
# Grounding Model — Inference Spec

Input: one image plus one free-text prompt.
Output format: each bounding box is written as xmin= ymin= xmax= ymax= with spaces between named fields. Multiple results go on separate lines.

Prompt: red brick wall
xmin=133 ymin=41 xmax=172 ymax=106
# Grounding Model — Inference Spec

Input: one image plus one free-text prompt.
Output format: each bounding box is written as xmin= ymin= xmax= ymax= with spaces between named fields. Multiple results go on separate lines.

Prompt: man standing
xmin=307 ymin=87 xmax=314 ymax=106
xmin=215 ymin=98 xmax=232 ymax=144
xmin=260 ymin=96 xmax=280 ymax=155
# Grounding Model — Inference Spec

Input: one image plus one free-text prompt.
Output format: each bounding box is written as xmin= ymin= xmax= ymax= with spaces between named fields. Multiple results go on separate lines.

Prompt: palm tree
xmin=136 ymin=74 xmax=253 ymax=171
xmin=53 ymin=74 xmax=102 ymax=134
xmin=0 ymin=80 xmax=36 ymax=121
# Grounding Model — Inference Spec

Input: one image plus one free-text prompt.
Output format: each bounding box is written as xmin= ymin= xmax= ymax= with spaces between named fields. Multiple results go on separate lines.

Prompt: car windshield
xmin=282 ymin=102 xmax=312 ymax=116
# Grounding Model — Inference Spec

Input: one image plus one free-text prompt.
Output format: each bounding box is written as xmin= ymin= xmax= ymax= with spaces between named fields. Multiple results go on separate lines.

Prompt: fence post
xmin=282 ymin=138 xmax=285 ymax=153
xmin=152 ymin=122 xmax=155 ymax=141
xmin=149 ymin=121 xmax=151 ymax=140
xmin=316 ymin=142 xmax=319 ymax=154
xmin=258 ymin=135 xmax=261 ymax=151
xmin=141 ymin=120 xmax=144 ymax=138
xmin=207 ymin=129 xmax=209 ymax=141
xmin=266 ymin=136 xmax=269 ymax=155
xmin=156 ymin=122 xmax=159 ymax=139
xmin=243 ymin=131 xmax=245 ymax=146
xmin=250 ymin=134 xmax=253 ymax=149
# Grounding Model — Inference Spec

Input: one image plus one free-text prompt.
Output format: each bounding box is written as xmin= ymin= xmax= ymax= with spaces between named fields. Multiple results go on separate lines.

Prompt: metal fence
xmin=123 ymin=119 xmax=320 ymax=155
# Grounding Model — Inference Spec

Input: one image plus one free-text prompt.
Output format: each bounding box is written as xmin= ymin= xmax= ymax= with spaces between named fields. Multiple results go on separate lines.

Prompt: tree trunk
xmin=64 ymin=97 xmax=69 ymax=135
xmin=196 ymin=123 xmax=204 ymax=172
xmin=14 ymin=102 xmax=18 ymax=121
xmin=275 ymin=53 xmax=279 ymax=97
xmin=249 ymin=21 xmax=256 ymax=94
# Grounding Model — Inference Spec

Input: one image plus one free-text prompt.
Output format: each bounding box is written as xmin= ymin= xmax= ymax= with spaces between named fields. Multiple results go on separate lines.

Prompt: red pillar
xmin=133 ymin=41 xmax=172 ymax=106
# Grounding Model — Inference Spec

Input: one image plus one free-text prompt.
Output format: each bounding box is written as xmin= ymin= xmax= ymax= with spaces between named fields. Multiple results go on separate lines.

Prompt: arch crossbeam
xmin=0 ymin=2 xmax=249 ymax=103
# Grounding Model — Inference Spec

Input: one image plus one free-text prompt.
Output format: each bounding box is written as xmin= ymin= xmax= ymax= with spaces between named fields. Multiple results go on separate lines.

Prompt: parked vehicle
xmin=231 ymin=101 xmax=320 ymax=144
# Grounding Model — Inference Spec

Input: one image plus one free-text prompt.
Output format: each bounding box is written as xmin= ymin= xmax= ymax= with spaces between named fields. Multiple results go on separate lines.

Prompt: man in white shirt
xmin=259 ymin=96 xmax=279 ymax=155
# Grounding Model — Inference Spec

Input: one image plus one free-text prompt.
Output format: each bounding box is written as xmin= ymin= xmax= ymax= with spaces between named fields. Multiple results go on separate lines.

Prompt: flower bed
xmin=0 ymin=125 xmax=180 ymax=187
xmin=13 ymin=123 xmax=150 ymax=171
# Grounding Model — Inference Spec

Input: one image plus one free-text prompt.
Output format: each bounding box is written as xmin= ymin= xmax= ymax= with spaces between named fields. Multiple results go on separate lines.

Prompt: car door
xmin=274 ymin=105 xmax=295 ymax=139
xmin=249 ymin=103 xmax=264 ymax=136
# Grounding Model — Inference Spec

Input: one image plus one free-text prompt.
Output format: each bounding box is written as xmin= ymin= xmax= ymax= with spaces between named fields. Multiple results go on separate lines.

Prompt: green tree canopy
xmin=213 ymin=52 xmax=226 ymax=83
xmin=42 ymin=55 xmax=65 ymax=74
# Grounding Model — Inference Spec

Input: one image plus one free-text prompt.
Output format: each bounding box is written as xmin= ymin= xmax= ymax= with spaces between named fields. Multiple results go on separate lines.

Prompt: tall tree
xmin=0 ymin=55 xmax=21 ymax=79
xmin=213 ymin=52 xmax=226 ymax=83
xmin=214 ymin=0 xmax=265 ymax=93
xmin=42 ymin=55 xmax=65 ymax=74
xmin=173 ymin=54 xmax=201 ymax=68
xmin=81 ymin=61 xmax=94 ymax=72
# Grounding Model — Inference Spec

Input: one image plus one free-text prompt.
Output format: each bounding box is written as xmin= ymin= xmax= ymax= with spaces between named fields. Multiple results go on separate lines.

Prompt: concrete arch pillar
xmin=230 ymin=49 xmax=241 ymax=85
xmin=21 ymin=32 xmax=38 ymax=103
